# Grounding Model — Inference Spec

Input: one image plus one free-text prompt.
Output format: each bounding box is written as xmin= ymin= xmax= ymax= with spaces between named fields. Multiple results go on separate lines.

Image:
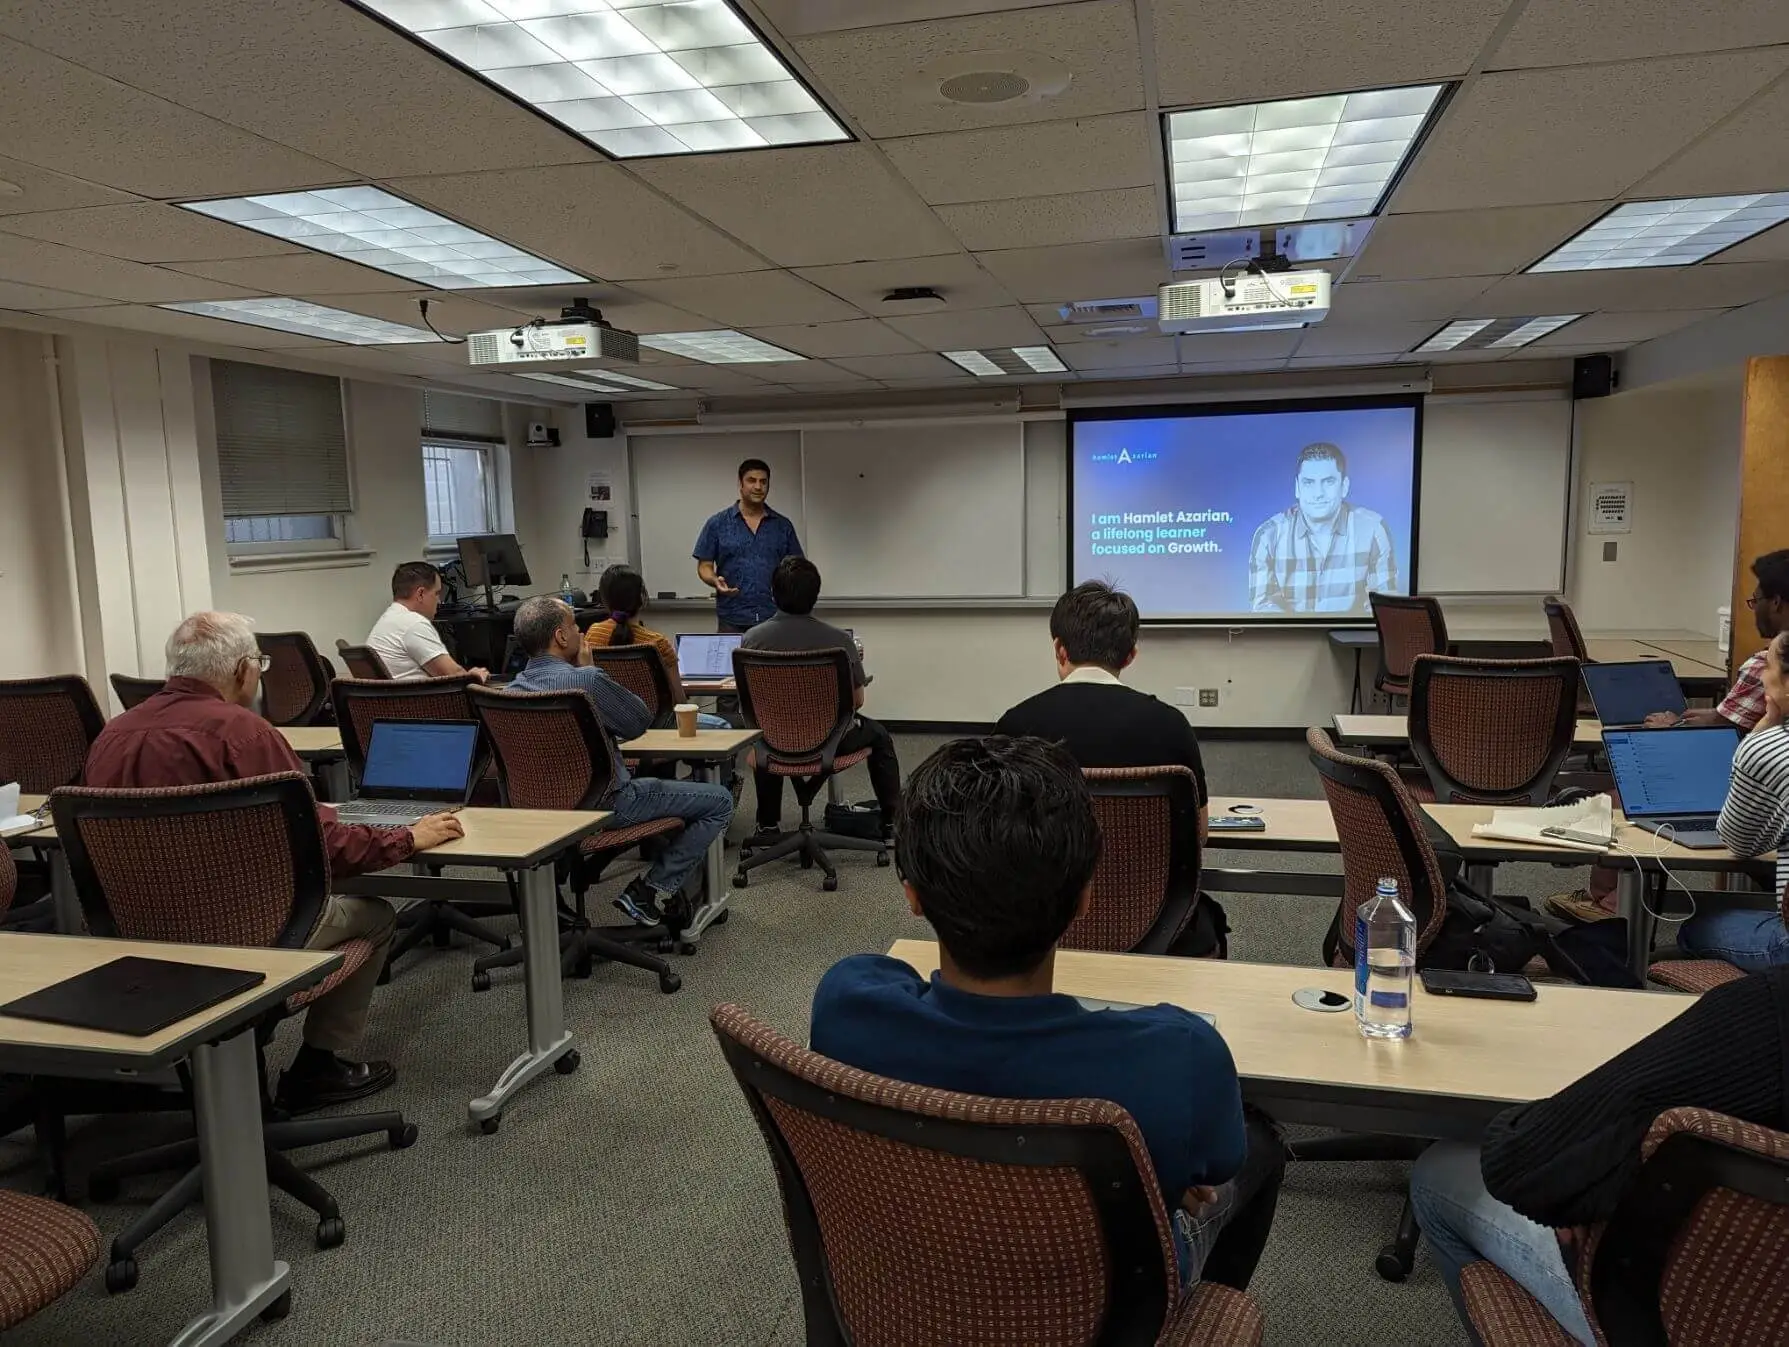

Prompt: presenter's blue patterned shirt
xmin=692 ymin=503 xmax=803 ymax=629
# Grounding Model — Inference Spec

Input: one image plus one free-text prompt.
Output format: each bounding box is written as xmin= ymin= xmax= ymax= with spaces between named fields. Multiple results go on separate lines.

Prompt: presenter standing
xmin=694 ymin=458 xmax=803 ymax=715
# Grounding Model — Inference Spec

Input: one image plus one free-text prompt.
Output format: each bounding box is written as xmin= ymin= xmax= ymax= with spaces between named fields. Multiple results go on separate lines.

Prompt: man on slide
xmin=693 ymin=458 xmax=803 ymax=719
xmin=1247 ymin=442 xmax=1397 ymax=613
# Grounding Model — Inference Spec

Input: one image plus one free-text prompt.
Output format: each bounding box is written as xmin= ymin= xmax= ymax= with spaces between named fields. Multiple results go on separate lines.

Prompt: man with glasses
xmin=85 ymin=612 xmax=466 ymax=1110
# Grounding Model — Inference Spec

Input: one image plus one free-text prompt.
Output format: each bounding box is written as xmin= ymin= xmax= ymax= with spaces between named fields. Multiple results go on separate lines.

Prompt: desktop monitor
xmin=456 ymin=534 xmax=531 ymax=593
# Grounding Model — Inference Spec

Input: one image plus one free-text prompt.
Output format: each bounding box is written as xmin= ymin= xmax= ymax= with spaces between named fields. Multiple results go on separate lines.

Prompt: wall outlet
xmin=1602 ymin=540 xmax=1618 ymax=562
xmin=1199 ymin=688 xmax=1220 ymax=708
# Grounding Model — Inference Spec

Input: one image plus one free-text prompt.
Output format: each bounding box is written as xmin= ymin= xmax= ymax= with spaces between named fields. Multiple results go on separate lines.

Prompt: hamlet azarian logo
xmin=1089 ymin=446 xmax=1159 ymax=465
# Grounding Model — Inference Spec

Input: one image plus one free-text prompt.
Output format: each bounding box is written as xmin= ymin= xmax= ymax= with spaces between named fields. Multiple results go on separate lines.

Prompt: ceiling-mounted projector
xmin=467 ymin=298 xmax=640 ymax=369
xmin=1158 ymin=269 xmax=1330 ymax=335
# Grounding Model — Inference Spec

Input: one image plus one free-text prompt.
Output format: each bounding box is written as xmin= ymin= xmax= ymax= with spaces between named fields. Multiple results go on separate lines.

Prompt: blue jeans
xmin=604 ymin=775 xmax=733 ymax=898
xmin=1678 ymin=906 xmax=1789 ymax=970
xmin=1409 ymin=1144 xmax=1594 ymax=1346
xmin=697 ymin=712 xmax=729 ymax=730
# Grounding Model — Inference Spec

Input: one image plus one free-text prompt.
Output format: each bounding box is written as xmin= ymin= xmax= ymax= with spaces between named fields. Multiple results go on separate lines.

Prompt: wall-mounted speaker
xmin=585 ymin=402 xmax=617 ymax=438
xmin=1572 ymin=354 xmax=1615 ymax=400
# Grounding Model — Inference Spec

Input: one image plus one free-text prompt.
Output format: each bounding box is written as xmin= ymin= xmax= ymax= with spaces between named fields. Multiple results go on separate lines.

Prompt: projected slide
xmin=1070 ymin=399 xmax=1420 ymax=621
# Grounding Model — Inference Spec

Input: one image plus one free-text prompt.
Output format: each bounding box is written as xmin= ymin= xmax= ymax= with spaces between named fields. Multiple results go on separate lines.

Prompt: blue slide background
xmin=1071 ymin=404 xmax=1418 ymax=619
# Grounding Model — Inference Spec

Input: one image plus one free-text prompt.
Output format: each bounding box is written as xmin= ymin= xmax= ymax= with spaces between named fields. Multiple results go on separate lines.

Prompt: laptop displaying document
xmin=676 ymin=633 xmax=742 ymax=680
xmin=1582 ymin=659 xmax=1687 ymax=727
xmin=1602 ymin=725 xmax=1740 ymax=849
xmin=334 ymin=719 xmax=480 ymax=828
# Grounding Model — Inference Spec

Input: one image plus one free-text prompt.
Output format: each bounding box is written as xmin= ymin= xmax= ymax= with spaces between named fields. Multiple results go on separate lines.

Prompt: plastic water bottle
xmin=1354 ymin=877 xmax=1415 ymax=1039
xmin=560 ymin=572 xmax=573 ymax=602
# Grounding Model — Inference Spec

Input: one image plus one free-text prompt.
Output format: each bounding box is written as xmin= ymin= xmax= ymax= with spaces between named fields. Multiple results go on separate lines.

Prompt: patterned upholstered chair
xmin=0 ymin=1189 xmax=102 ymax=1331
xmin=51 ymin=773 xmax=416 ymax=1294
xmin=732 ymin=648 xmax=888 ymax=893
xmin=254 ymin=631 xmax=336 ymax=727
xmin=711 ymin=1003 xmax=1264 ymax=1347
xmin=0 ymin=807 xmax=53 ymax=933
xmin=1370 ymin=592 xmax=1449 ymax=706
xmin=1067 ymin=766 xmax=1210 ymax=956
xmin=1460 ymin=1108 xmax=1789 ymax=1345
xmin=1649 ymin=883 xmax=1788 ymax=994
xmin=467 ymin=686 xmax=683 ymax=996
xmin=1407 ymin=655 xmax=1581 ymax=804
xmin=107 ymin=673 xmax=165 ymax=711
xmin=334 ymin=640 xmax=391 ymax=681
xmin=0 ymin=676 xmax=107 ymax=793
xmin=1544 ymin=597 xmax=1597 ymax=718
xmin=586 ymin=643 xmax=678 ymax=731
xmin=330 ymin=675 xmax=510 ymax=975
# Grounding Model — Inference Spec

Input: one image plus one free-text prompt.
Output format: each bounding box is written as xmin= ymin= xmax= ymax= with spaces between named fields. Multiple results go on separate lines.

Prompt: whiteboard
xmin=1417 ymin=394 xmax=1573 ymax=594
xmin=631 ymin=431 xmax=802 ymax=598
xmin=801 ymin=425 xmax=1025 ymax=597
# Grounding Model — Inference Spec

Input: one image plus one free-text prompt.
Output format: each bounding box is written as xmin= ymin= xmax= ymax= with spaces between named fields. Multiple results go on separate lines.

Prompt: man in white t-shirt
xmin=366 ymin=562 xmax=489 ymax=682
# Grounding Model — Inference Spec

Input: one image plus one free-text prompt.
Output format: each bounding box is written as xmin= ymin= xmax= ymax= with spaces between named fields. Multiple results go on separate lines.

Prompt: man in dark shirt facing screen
xmin=810 ymin=737 xmax=1284 ymax=1291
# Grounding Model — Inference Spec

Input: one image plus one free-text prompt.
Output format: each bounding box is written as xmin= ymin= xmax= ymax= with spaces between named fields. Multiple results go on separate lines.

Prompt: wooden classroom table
xmin=0 ymin=933 xmax=340 ymax=1345
xmin=1582 ymin=638 xmax=1727 ymax=681
xmin=1635 ymin=637 xmax=1729 ymax=676
xmin=888 ymin=939 xmax=1693 ymax=1141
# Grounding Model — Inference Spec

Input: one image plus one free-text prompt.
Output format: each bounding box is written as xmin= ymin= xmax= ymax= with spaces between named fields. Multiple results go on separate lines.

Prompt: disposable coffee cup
xmin=674 ymin=703 xmax=699 ymax=737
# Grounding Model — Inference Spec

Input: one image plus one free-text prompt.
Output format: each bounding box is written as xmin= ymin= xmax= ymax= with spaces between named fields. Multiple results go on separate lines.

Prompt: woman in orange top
xmin=585 ymin=565 xmax=729 ymax=728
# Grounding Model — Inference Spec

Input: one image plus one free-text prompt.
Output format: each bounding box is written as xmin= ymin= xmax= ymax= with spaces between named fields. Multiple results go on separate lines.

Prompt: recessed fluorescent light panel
xmin=1414 ymin=315 xmax=1581 ymax=353
xmin=1167 ymin=84 xmax=1445 ymax=231
xmin=638 ymin=330 xmax=802 ymax=363
xmin=516 ymin=368 xmax=678 ymax=395
xmin=945 ymin=347 xmax=1069 ymax=376
xmin=1527 ymin=194 xmax=1789 ymax=271
xmin=350 ymin=0 xmax=849 ymax=158
xmin=160 ymin=298 xmax=436 ymax=344
xmin=182 ymin=187 xmax=585 ymax=290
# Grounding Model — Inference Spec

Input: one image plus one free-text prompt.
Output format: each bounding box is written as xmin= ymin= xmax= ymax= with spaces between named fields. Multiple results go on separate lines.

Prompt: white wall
xmin=0 ymin=329 xmax=81 ymax=679
xmin=524 ymin=405 xmax=632 ymax=596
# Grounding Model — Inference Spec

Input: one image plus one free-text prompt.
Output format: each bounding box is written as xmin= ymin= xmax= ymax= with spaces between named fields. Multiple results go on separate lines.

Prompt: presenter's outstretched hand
xmin=714 ymin=574 xmax=739 ymax=595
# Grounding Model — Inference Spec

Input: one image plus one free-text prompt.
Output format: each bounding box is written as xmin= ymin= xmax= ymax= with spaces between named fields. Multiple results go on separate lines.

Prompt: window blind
xmin=212 ymin=360 xmax=351 ymax=518
xmin=422 ymin=390 xmax=505 ymax=443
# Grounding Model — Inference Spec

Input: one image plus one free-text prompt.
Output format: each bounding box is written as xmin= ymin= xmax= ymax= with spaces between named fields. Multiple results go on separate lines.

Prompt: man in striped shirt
xmin=1247 ymin=442 xmax=1396 ymax=614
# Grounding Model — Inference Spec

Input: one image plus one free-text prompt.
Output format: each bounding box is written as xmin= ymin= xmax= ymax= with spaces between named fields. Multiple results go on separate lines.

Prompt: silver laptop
xmin=334 ymin=719 xmax=481 ymax=828
xmin=1602 ymin=725 xmax=1740 ymax=849
xmin=675 ymin=632 xmax=743 ymax=680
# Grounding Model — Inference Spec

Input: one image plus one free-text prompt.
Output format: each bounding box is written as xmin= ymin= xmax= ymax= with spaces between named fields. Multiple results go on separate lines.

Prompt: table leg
xmin=1615 ymin=867 xmax=1654 ymax=983
xmin=1463 ymin=863 xmax=1496 ymax=897
xmin=169 ymin=1030 xmax=289 ymax=1347
xmin=1351 ymin=647 xmax=1364 ymax=714
xmin=50 ymin=850 xmax=80 ymax=934
xmin=679 ymin=761 xmax=731 ymax=947
xmin=318 ymin=757 xmax=351 ymax=804
xmin=468 ymin=863 xmax=573 ymax=1130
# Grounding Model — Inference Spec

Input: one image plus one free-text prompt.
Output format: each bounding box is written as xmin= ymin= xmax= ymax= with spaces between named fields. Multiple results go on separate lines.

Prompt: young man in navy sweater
xmin=809 ymin=736 xmax=1285 ymax=1289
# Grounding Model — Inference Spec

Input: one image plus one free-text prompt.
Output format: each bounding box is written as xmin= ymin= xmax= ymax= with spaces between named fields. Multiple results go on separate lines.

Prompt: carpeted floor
xmin=2 ymin=735 xmax=1626 ymax=1346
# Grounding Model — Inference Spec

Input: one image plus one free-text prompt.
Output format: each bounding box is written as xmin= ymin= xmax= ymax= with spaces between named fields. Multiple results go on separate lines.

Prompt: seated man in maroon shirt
xmin=86 ymin=612 xmax=465 ymax=1110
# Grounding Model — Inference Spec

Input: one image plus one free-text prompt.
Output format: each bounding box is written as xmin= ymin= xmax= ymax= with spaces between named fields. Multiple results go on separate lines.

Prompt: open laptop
xmin=1581 ymin=659 xmax=1688 ymax=727
xmin=333 ymin=719 xmax=481 ymax=828
xmin=1602 ymin=725 xmax=1740 ymax=849
xmin=676 ymin=632 xmax=743 ymax=680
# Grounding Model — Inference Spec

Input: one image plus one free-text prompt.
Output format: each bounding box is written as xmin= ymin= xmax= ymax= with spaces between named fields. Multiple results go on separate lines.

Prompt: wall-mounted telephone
xmin=582 ymin=508 xmax=608 ymax=567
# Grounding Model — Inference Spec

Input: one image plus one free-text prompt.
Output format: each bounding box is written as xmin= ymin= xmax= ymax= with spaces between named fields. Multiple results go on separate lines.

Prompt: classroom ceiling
xmin=0 ymin=0 xmax=1785 ymax=405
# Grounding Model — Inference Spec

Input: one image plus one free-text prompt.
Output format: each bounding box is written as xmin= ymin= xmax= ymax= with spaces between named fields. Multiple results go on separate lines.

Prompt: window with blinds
xmin=422 ymin=390 xmax=505 ymax=443
xmin=212 ymin=360 xmax=352 ymax=518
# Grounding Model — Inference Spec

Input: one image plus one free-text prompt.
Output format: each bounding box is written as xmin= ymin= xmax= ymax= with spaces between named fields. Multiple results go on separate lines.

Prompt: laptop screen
xmin=360 ymin=720 xmax=480 ymax=800
xmin=677 ymin=633 xmax=742 ymax=679
xmin=1603 ymin=727 xmax=1739 ymax=818
xmin=1581 ymin=660 xmax=1687 ymax=726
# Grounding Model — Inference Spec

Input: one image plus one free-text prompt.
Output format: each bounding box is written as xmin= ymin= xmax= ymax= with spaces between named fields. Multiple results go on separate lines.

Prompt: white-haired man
xmin=85 ymin=612 xmax=465 ymax=1111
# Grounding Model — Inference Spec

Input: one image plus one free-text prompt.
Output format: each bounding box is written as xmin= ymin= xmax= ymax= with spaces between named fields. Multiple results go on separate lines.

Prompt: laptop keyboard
xmin=334 ymin=800 xmax=435 ymax=827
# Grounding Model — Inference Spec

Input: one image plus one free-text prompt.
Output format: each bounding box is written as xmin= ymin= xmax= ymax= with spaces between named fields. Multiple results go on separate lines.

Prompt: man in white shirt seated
xmin=366 ymin=562 xmax=489 ymax=683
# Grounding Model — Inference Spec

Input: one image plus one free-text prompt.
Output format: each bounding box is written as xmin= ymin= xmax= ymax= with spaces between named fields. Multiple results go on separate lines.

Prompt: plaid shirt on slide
xmin=1247 ymin=501 xmax=1397 ymax=613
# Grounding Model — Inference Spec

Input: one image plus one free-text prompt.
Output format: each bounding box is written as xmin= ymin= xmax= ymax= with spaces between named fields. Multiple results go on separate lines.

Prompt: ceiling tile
xmin=794 ymin=1 xmax=1144 ymax=137
xmin=0 ymin=278 xmax=113 ymax=310
xmin=300 ymin=291 xmax=536 ymax=337
xmin=0 ymin=36 xmax=350 ymax=198
xmin=1173 ymin=329 xmax=1306 ymax=363
xmin=1330 ymin=277 xmax=1502 ymax=322
xmin=631 ymin=145 xmax=959 ymax=268
xmin=0 ymin=154 xmax=139 ymax=217
xmin=1531 ymin=309 xmax=1728 ymax=346
xmin=298 ymin=346 xmax=469 ymax=379
xmin=757 ymin=0 xmax=1070 ymax=36
xmin=1183 ymin=359 xmax=1294 ymax=374
xmin=787 ymin=379 xmax=887 ymax=395
xmin=884 ymin=305 xmax=1047 ymax=348
xmin=389 ymin=164 xmax=764 ymax=282
xmin=633 ymin=364 xmax=773 ymax=393
xmin=1351 ymin=204 xmax=1606 ymax=281
xmin=0 ymin=203 xmax=300 ymax=264
xmin=796 ymin=254 xmax=1015 ymax=311
xmin=624 ymin=271 xmax=860 ymax=326
xmin=0 ymin=234 xmax=264 ymax=303
xmin=1153 ymin=0 xmax=1510 ymax=106
xmin=551 ymin=290 xmax=720 ymax=336
xmin=882 ymin=113 xmax=1157 ymax=204
xmin=745 ymin=320 xmax=922 ymax=358
xmin=1061 ymin=336 xmax=1178 ymax=370
xmin=57 ymin=304 xmax=336 ymax=348
xmin=168 ymin=253 xmax=416 ymax=295
xmin=1492 ymin=0 xmax=1789 ymax=68
xmin=1292 ymin=320 xmax=1438 ymax=356
xmin=742 ymin=361 xmax=864 ymax=385
xmin=1472 ymin=262 xmax=1789 ymax=315
xmin=832 ymin=352 xmax=969 ymax=380
xmin=1632 ymin=80 xmax=1789 ymax=198
xmin=939 ymin=188 xmax=1158 ymax=251
xmin=1710 ymin=221 xmax=1789 ymax=265
xmin=975 ymin=238 xmax=1171 ymax=303
xmin=1286 ymin=355 xmax=1399 ymax=369
xmin=1389 ymin=53 xmax=1789 ymax=211
xmin=0 ymin=0 xmax=598 ymax=180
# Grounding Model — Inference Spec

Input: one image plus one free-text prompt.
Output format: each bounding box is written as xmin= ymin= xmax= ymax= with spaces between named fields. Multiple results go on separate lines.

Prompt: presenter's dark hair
xmin=391 ymin=561 xmax=440 ymax=599
xmin=738 ymin=457 xmax=770 ymax=480
xmin=1051 ymin=581 xmax=1140 ymax=669
xmin=1296 ymin=442 xmax=1348 ymax=476
xmin=598 ymin=564 xmax=646 ymax=645
xmin=771 ymin=556 xmax=822 ymax=615
xmin=896 ymin=736 xmax=1100 ymax=980
xmin=1753 ymin=550 xmax=1789 ymax=604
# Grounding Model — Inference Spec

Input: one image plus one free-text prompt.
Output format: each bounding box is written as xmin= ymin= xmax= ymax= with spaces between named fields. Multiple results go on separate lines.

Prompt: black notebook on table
xmin=0 ymin=957 xmax=266 ymax=1036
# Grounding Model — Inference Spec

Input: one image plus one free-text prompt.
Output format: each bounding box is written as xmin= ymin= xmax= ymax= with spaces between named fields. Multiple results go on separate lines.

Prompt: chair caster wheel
xmin=89 ymin=1175 xmax=120 ymax=1203
xmin=822 ymin=876 xmax=838 ymax=892
xmin=479 ymin=1115 xmax=501 ymax=1135
xmin=554 ymin=1050 xmax=581 ymax=1075
xmin=875 ymin=851 xmax=890 ymax=867
xmin=1374 ymin=1244 xmax=1410 ymax=1283
xmin=732 ymin=872 xmax=748 ymax=888
xmin=316 ymin=1216 xmax=345 ymax=1249
xmin=659 ymin=971 xmax=683 ymax=994
xmin=261 ymin=1290 xmax=292 ymax=1321
xmin=471 ymin=970 xmax=492 ymax=992
xmin=389 ymin=1123 xmax=418 ymax=1149
xmin=105 ymin=1258 xmax=138 ymax=1294
xmin=713 ymin=909 xmax=729 ymax=925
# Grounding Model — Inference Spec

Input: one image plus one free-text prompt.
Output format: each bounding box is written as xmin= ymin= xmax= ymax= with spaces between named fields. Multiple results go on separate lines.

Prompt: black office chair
xmin=334 ymin=640 xmax=391 ymax=681
xmin=586 ymin=644 xmax=678 ymax=731
xmin=1407 ymin=655 xmax=1581 ymax=804
xmin=108 ymin=673 xmax=166 ymax=711
xmin=254 ymin=632 xmax=336 ymax=727
xmin=1369 ymin=593 xmax=1448 ymax=707
xmin=1066 ymin=766 xmax=1210 ymax=956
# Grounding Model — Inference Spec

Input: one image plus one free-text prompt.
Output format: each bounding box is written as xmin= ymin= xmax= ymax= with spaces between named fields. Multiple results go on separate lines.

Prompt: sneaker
xmin=1545 ymin=889 xmax=1618 ymax=924
xmin=746 ymin=824 xmax=784 ymax=850
xmin=276 ymin=1055 xmax=397 ymax=1113
xmin=613 ymin=877 xmax=665 ymax=927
